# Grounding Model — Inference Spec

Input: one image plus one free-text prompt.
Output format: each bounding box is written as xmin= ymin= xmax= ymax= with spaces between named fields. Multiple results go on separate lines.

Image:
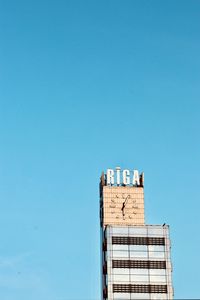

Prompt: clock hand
xmin=121 ymin=195 xmax=129 ymax=215
xmin=123 ymin=195 xmax=130 ymax=208
xmin=121 ymin=206 xmax=125 ymax=218
xmin=124 ymin=197 xmax=128 ymax=206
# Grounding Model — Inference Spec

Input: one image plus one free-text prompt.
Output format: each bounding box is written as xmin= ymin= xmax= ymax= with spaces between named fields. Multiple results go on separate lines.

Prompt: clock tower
xmin=100 ymin=167 xmax=173 ymax=300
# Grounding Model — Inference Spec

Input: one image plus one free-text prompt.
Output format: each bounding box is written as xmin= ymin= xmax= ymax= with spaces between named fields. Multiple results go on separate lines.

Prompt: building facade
xmin=100 ymin=168 xmax=173 ymax=300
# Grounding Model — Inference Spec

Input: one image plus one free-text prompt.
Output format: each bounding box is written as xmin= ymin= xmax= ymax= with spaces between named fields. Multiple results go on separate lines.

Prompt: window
xmin=112 ymin=260 xmax=166 ymax=269
xmin=112 ymin=236 xmax=165 ymax=246
xmin=113 ymin=284 xmax=167 ymax=294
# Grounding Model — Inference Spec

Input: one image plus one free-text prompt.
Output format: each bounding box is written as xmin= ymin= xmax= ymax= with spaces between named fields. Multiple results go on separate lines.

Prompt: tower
xmin=100 ymin=167 xmax=173 ymax=300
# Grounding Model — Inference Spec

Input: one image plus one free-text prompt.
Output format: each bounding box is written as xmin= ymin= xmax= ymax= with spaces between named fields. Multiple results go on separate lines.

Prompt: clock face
xmin=102 ymin=186 xmax=145 ymax=226
xmin=109 ymin=193 xmax=139 ymax=220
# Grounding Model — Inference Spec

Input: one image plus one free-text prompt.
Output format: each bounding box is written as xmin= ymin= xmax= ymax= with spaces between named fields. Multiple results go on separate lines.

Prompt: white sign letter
xmin=107 ymin=169 xmax=114 ymax=185
xmin=123 ymin=169 xmax=130 ymax=185
xmin=133 ymin=170 xmax=140 ymax=185
xmin=116 ymin=167 xmax=121 ymax=185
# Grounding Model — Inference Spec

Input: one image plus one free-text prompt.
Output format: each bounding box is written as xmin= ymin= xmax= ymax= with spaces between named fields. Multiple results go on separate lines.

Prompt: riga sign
xmin=106 ymin=167 xmax=144 ymax=186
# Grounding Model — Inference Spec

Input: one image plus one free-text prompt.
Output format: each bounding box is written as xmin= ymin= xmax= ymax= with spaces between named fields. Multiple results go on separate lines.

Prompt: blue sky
xmin=0 ymin=0 xmax=200 ymax=299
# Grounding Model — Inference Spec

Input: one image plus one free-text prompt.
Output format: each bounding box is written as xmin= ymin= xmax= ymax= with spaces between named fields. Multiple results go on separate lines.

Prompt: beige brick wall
xmin=103 ymin=186 xmax=145 ymax=226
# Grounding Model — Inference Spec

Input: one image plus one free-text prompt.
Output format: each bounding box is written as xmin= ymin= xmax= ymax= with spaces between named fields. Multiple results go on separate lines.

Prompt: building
xmin=100 ymin=167 xmax=173 ymax=300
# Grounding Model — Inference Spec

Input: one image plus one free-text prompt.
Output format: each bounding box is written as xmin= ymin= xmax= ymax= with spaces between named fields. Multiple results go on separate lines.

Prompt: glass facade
xmin=101 ymin=225 xmax=173 ymax=300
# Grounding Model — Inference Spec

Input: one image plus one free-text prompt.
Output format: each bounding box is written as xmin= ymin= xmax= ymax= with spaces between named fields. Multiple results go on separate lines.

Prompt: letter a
xmin=133 ymin=170 xmax=140 ymax=185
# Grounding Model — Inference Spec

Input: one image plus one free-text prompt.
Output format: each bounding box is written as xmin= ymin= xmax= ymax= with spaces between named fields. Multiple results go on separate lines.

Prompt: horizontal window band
xmin=112 ymin=236 xmax=165 ymax=246
xmin=113 ymin=284 xmax=167 ymax=294
xmin=112 ymin=260 xmax=166 ymax=269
